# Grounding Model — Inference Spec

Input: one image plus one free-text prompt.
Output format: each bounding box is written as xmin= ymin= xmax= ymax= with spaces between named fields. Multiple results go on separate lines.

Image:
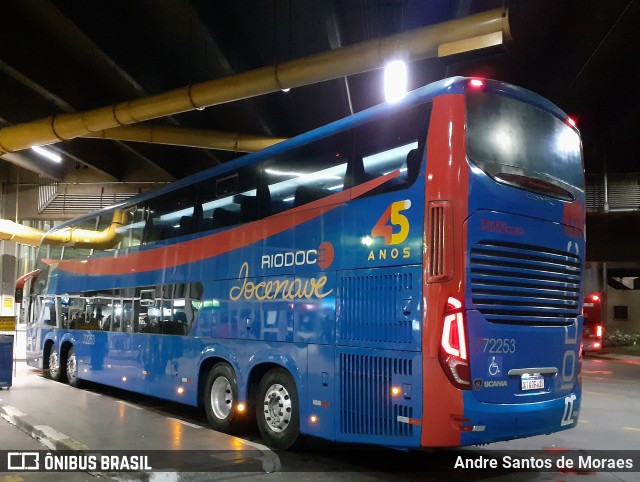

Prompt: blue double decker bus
xmin=23 ymin=77 xmax=584 ymax=449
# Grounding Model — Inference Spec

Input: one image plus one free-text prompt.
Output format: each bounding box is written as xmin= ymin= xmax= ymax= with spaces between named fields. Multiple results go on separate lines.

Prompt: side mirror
xmin=15 ymin=269 xmax=41 ymax=304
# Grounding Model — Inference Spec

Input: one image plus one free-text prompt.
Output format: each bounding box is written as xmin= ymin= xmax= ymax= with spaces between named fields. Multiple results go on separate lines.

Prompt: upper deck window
xmin=351 ymin=102 xmax=430 ymax=194
xmin=263 ymin=131 xmax=350 ymax=213
xmin=466 ymin=91 xmax=583 ymax=200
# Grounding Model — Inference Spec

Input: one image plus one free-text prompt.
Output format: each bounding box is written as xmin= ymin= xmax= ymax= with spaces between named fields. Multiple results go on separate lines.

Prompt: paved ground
xmin=0 ymin=362 xmax=279 ymax=481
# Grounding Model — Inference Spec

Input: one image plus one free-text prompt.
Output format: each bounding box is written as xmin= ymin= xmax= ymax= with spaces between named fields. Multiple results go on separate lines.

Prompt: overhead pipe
xmin=85 ymin=125 xmax=288 ymax=152
xmin=0 ymin=210 xmax=127 ymax=248
xmin=0 ymin=8 xmax=508 ymax=155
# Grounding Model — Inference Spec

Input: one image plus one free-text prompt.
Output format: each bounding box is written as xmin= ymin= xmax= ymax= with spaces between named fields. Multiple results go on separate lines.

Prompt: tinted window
xmin=263 ymin=131 xmax=351 ymax=213
xmin=115 ymin=206 xmax=145 ymax=250
xmin=198 ymin=166 xmax=262 ymax=230
xmin=142 ymin=187 xmax=197 ymax=243
xmin=467 ymin=91 xmax=583 ymax=199
xmin=353 ymin=102 xmax=430 ymax=195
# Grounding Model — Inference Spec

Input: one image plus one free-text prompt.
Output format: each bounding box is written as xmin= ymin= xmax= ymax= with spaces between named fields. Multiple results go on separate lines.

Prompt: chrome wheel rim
xmin=262 ymin=383 xmax=292 ymax=433
xmin=49 ymin=350 xmax=59 ymax=377
xmin=210 ymin=376 xmax=232 ymax=420
xmin=67 ymin=351 xmax=77 ymax=383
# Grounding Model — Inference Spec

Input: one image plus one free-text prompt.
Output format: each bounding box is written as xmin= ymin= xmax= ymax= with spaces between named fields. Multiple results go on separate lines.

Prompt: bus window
xmin=61 ymin=296 xmax=86 ymax=329
xmin=354 ymin=102 xmax=430 ymax=193
xmin=44 ymin=244 xmax=64 ymax=263
xmin=120 ymin=299 xmax=135 ymax=333
xmin=466 ymin=91 xmax=583 ymax=200
xmin=142 ymin=186 xmax=198 ymax=244
xmin=36 ymin=296 xmax=56 ymax=326
xmin=115 ymin=206 xmax=145 ymax=250
xmin=198 ymin=166 xmax=261 ymax=230
xmin=263 ymin=130 xmax=351 ymax=213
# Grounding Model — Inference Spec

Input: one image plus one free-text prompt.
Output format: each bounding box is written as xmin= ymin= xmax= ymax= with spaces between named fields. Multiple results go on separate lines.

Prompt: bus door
xmin=25 ymin=294 xmax=56 ymax=368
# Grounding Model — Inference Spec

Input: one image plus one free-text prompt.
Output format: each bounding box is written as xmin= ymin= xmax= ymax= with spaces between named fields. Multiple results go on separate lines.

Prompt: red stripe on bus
xmin=421 ymin=94 xmax=468 ymax=447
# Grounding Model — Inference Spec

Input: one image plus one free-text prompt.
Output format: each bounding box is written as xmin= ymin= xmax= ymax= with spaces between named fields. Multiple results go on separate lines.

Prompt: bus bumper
xmin=457 ymin=388 xmax=581 ymax=446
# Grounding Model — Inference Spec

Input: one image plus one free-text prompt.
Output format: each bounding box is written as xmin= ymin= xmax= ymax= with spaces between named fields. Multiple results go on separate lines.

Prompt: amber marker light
xmin=121 ymin=377 xmax=127 ymax=382
xmin=236 ymin=403 xmax=246 ymax=413
xmin=177 ymin=387 xmax=185 ymax=395
xmin=391 ymin=386 xmax=402 ymax=396
xmin=310 ymin=415 xmax=319 ymax=424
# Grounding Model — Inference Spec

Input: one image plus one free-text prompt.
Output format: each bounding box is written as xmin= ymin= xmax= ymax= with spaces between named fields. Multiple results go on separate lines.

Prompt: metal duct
xmin=0 ymin=210 xmax=127 ymax=248
xmin=0 ymin=8 xmax=508 ymax=155
xmin=84 ymin=125 xmax=287 ymax=152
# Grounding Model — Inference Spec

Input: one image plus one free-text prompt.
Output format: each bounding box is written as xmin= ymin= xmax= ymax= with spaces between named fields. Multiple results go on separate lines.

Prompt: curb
xmin=0 ymin=404 xmax=280 ymax=479
xmin=587 ymin=352 xmax=640 ymax=361
xmin=0 ymin=404 xmax=88 ymax=451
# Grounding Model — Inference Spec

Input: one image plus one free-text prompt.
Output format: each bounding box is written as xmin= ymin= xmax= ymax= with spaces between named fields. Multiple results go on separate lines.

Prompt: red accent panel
xmin=421 ymin=94 xmax=469 ymax=447
xmin=54 ymin=171 xmax=399 ymax=275
xmin=316 ymin=241 xmax=335 ymax=269
xmin=15 ymin=269 xmax=41 ymax=290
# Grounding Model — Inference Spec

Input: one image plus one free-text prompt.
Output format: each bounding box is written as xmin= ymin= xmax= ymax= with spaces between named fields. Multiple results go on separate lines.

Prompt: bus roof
xmin=47 ymin=76 xmax=572 ymax=235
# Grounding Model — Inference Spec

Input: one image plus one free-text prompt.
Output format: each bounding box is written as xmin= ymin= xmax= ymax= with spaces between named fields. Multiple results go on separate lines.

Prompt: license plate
xmin=521 ymin=374 xmax=544 ymax=391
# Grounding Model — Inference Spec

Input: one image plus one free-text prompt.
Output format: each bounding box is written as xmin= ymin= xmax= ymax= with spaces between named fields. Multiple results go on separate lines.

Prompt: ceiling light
xmin=384 ymin=60 xmax=407 ymax=103
xmin=31 ymin=146 xmax=62 ymax=163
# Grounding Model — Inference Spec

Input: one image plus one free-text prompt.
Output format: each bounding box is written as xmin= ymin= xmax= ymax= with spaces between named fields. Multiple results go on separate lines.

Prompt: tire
xmin=48 ymin=345 xmax=67 ymax=383
xmin=66 ymin=346 xmax=83 ymax=388
xmin=256 ymin=368 xmax=300 ymax=450
xmin=204 ymin=363 xmax=240 ymax=433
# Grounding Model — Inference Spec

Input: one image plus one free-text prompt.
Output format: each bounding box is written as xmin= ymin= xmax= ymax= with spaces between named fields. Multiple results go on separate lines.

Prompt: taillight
xmin=439 ymin=297 xmax=470 ymax=390
xmin=578 ymin=342 xmax=583 ymax=374
xmin=596 ymin=325 xmax=603 ymax=338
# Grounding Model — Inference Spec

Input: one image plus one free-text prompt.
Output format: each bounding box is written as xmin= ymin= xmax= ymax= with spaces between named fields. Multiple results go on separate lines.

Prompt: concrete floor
xmin=0 ymin=362 xmax=279 ymax=480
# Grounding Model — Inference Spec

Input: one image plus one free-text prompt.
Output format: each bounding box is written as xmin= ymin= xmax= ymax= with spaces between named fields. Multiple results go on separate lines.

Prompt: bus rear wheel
xmin=204 ymin=363 xmax=240 ymax=433
xmin=256 ymin=368 xmax=300 ymax=450
xmin=48 ymin=345 xmax=67 ymax=383
xmin=66 ymin=346 xmax=83 ymax=388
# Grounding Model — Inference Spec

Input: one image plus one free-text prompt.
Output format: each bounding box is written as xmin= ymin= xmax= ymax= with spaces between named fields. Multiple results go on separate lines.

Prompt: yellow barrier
xmin=0 ymin=316 xmax=17 ymax=331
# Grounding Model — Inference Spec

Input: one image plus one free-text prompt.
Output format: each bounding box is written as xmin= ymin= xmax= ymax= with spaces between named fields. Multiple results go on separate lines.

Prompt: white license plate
xmin=521 ymin=375 xmax=544 ymax=391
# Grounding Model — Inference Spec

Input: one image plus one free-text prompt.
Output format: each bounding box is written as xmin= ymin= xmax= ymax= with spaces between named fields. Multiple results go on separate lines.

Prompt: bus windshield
xmin=466 ymin=91 xmax=583 ymax=201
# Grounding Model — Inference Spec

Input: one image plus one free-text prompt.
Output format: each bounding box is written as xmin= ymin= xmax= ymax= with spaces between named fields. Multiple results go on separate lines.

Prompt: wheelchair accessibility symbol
xmin=488 ymin=356 xmax=501 ymax=376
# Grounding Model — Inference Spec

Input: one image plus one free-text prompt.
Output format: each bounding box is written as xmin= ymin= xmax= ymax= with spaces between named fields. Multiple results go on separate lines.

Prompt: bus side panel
xmin=422 ymin=94 xmax=469 ymax=447
xmin=333 ymin=346 xmax=422 ymax=447
xmin=336 ymin=265 xmax=422 ymax=351
xmin=304 ymin=344 xmax=335 ymax=440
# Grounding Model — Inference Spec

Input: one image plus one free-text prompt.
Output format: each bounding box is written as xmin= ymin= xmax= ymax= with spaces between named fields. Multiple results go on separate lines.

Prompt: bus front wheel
xmin=256 ymin=368 xmax=300 ymax=450
xmin=204 ymin=363 xmax=240 ymax=433
xmin=48 ymin=345 xmax=67 ymax=383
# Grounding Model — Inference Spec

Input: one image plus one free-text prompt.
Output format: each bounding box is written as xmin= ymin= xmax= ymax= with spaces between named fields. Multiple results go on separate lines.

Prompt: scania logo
xmin=483 ymin=380 xmax=508 ymax=388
